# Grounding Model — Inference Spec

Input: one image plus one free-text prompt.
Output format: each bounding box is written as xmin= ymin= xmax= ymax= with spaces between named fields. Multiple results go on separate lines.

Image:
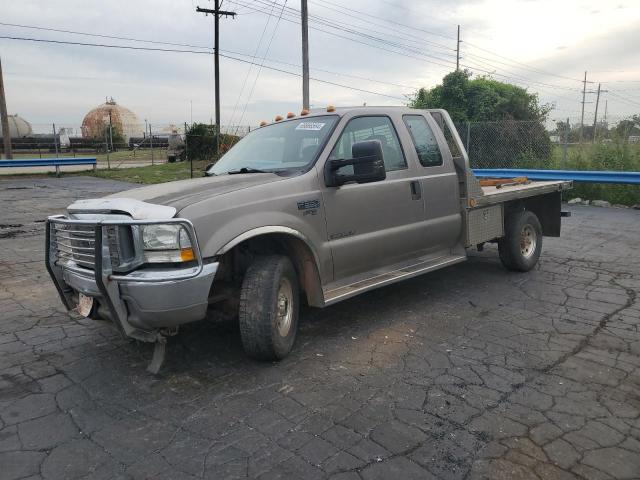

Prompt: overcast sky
xmin=1 ymin=0 xmax=639 ymax=132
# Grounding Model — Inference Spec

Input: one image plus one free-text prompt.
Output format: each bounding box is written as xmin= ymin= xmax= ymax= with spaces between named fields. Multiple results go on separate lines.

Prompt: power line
xmin=0 ymin=34 xmax=214 ymax=54
xmin=236 ymin=0 xmax=585 ymax=94
xmin=608 ymin=91 xmax=640 ymax=108
xmin=230 ymin=0 xmax=460 ymax=68
xmin=0 ymin=22 xmax=213 ymax=52
xmin=234 ymin=0 xmax=288 ymax=133
xmin=463 ymin=41 xmax=585 ymax=83
xmin=0 ymin=21 xmax=419 ymax=90
xmin=226 ymin=0 xmax=278 ymax=129
xmin=0 ymin=21 xmax=419 ymax=89
xmin=0 ymin=34 xmax=406 ymax=101
xmin=306 ymin=0 xmax=455 ymax=53
xmin=312 ymin=0 xmax=455 ymax=41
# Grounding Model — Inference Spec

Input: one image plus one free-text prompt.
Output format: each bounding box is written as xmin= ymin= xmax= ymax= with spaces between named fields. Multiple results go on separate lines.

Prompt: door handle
xmin=410 ymin=180 xmax=422 ymax=200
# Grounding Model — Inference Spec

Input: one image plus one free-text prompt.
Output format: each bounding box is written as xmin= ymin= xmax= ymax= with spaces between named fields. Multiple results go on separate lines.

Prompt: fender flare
xmin=215 ymin=225 xmax=322 ymax=271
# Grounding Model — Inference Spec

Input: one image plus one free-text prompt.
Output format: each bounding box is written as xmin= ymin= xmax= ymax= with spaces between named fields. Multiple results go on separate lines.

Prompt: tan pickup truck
xmin=46 ymin=107 xmax=571 ymax=372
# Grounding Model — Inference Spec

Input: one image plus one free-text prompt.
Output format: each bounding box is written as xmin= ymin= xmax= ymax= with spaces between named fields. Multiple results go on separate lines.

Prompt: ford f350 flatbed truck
xmin=46 ymin=107 xmax=571 ymax=372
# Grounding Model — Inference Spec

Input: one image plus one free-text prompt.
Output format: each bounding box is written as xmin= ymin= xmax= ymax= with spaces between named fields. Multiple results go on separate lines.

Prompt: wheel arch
xmin=215 ymin=227 xmax=325 ymax=307
xmin=504 ymin=191 xmax=562 ymax=237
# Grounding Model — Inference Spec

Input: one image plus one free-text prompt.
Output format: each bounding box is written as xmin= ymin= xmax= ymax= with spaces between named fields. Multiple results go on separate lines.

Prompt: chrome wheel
xmin=520 ymin=224 xmax=537 ymax=258
xmin=276 ymin=278 xmax=293 ymax=337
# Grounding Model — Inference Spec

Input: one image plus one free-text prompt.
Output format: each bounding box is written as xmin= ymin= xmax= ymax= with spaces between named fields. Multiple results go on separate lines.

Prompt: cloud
xmin=0 ymin=0 xmax=638 ymax=130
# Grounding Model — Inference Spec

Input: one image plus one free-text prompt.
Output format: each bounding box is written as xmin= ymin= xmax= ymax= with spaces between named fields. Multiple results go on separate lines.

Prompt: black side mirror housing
xmin=325 ymin=140 xmax=386 ymax=187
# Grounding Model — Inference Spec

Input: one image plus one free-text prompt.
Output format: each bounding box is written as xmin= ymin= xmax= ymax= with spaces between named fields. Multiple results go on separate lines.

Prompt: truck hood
xmin=96 ymin=173 xmax=285 ymax=215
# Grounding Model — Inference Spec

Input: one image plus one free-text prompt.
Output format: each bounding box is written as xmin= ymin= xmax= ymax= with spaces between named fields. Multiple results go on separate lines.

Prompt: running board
xmin=323 ymin=254 xmax=466 ymax=306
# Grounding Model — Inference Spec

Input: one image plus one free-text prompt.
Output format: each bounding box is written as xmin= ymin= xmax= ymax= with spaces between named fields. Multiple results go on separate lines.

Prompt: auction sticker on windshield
xmin=296 ymin=122 xmax=326 ymax=131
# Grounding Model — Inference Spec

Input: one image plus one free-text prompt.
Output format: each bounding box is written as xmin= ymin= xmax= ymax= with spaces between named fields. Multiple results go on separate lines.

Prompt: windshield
xmin=207 ymin=115 xmax=339 ymax=176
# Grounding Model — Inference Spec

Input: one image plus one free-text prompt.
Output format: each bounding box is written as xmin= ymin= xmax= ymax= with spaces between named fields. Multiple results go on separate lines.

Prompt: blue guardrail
xmin=473 ymin=169 xmax=640 ymax=185
xmin=0 ymin=157 xmax=97 ymax=168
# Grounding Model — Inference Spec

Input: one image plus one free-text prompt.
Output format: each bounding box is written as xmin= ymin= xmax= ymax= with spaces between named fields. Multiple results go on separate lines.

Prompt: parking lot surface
xmin=1 ymin=176 xmax=639 ymax=480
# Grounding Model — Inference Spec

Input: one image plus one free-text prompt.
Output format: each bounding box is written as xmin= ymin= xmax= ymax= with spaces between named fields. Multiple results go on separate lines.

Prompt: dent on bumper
xmin=120 ymin=263 xmax=218 ymax=329
xmin=63 ymin=262 xmax=218 ymax=330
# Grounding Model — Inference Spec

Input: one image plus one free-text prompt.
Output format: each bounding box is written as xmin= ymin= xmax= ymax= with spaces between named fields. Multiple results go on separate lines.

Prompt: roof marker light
xmin=300 ymin=109 xmax=310 ymax=116
xmin=259 ymin=120 xmax=267 ymax=127
xmin=274 ymin=115 xmax=284 ymax=122
xmin=286 ymin=112 xmax=295 ymax=119
xmin=326 ymin=105 xmax=335 ymax=112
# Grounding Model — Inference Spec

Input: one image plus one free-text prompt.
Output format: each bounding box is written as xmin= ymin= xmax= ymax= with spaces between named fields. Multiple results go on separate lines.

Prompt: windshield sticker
xmin=296 ymin=122 xmax=326 ymax=131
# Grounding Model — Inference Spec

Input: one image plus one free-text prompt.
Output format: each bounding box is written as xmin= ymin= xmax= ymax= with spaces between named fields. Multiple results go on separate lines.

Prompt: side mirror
xmin=325 ymin=140 xmax=386 ymax=187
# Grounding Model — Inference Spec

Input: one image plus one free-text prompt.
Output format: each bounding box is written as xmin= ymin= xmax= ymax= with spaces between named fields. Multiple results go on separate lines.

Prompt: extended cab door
xmin=319 ymin=114 xmax=427 ymax=280
xmin=402 ymin=113 xmax=462 ymax=251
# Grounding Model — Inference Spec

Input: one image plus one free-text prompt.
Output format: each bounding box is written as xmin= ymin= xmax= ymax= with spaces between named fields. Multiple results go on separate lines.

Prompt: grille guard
xmin=46 ymin=215 xmax=205 ymax=343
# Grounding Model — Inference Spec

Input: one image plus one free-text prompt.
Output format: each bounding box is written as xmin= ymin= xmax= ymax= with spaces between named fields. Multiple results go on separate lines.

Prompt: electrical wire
xmin=0 ymin=21 xmax=418 ymax=90
xmin=0 ymin=34 xmax=406 ymax=101
xmin=233 ymin=0 xmax=288 ymax=134
xmin=225 ymin=0 xmax=277 ymax=130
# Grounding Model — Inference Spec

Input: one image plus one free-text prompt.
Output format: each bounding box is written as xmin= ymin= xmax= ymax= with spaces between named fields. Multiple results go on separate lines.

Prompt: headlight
xmin=140 ymin=224 xmax=195 ymax=263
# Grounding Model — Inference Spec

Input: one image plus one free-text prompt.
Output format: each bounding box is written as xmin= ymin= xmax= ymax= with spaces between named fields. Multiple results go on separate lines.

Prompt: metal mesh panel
xmin=453 ymin=121 xmax=553 ymax=169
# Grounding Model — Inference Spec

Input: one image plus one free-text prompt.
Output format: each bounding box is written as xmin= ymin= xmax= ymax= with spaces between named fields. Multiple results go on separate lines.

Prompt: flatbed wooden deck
xmin=477 ymin=180 xmax=572 ymax=206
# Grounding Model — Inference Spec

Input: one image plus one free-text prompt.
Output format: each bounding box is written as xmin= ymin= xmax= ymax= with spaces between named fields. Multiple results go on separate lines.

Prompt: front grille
xmin=52 ymin=222 xmax=96 ymax=270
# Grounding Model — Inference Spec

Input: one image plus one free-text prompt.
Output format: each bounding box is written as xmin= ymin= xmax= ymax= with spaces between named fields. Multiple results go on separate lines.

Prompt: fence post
xmin=52 ymin=123 xmax=59 ymax=158
xmin=186 ymin=122 xmax=192 ymax=179
xmin=562 ymin=117 xmax=569 ymax=170
xmin=465 ymin=122 xmax=471 ymax=158
xmin=149 ymin=123 xmax=154 ymax=166
xmin=104 ymin=126 xmax=110 ymax=170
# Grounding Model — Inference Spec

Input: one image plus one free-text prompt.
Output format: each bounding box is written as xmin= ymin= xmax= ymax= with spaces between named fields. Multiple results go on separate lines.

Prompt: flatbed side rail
xmin=473 ymin=169 xmax=640 ymax=185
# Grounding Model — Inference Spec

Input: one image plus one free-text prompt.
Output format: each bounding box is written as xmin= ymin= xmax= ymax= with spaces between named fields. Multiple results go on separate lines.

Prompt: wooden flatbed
xmin=477 ymin=180 xmax=572 ymax=206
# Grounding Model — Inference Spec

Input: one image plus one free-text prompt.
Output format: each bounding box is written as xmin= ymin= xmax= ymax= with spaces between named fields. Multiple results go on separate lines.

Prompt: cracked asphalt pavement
xmin=1 ymin=176 xmax=639 ymax=480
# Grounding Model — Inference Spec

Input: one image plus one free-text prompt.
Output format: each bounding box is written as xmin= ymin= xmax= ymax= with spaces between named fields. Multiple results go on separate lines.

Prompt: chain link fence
xmin=1 ymin=122 xmax=252 ymax=176
xmin=454 ymin=120 xmax=554 ymax=169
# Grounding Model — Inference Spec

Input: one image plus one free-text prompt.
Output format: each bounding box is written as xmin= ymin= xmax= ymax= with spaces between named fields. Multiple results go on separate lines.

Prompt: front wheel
xmin=239 ymin=255 xmax=299 ymax=360
xmin=498 ymin=210 xmax=543 ymax=272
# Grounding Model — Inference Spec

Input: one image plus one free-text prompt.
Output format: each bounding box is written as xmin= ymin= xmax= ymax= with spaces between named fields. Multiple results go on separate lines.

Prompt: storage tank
xmin=0 ymin=114 xmax=33 ymax=137
xmin=81 ymin=98 xmax=144 ymax=142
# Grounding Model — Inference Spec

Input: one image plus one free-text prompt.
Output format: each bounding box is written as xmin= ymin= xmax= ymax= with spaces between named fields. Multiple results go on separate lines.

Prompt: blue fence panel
xmin=473 ymin=169 xmax=640 ymax=185
xmin=0 ymin=157 xmax=97 ymax=168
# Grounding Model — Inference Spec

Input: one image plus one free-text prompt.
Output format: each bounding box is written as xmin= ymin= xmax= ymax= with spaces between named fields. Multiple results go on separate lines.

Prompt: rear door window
xmin=403 ymin=115 xmax=443 ymax=167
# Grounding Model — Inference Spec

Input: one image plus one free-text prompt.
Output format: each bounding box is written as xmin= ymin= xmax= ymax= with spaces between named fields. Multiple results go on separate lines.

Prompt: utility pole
xmin=0 ymin=57 xmax=12 ymax=160
xmin=592 ymin=83 xmax=608 ymax=143
xmin=579 ymin=71 xmax=587 ymax=143
xmin=301 ymin=0 xmax=310 ymax=110
xmin=592 ymin=83 xmax=601 ymax=143
xmin=562 ymin=117 xmax=569 ymax=169
xmin=197 ymin=3 xmax=236 ymax=158
xmin=456 ymin=25 xmax=461 ymax=71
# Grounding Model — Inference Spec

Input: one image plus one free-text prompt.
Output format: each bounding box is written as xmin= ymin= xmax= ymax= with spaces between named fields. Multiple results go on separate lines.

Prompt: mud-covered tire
xmin=239 ymin=255 xmax=299 ymax=360
xmin=498 ymin=211 xmax=543 ymax=272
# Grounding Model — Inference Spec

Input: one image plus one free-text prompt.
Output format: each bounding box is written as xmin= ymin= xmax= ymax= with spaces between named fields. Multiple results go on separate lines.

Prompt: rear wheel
xmin=239 ymin=255 xmax=299 ymax=360
xmin=498 ymin=211 xmax=543 ymax=272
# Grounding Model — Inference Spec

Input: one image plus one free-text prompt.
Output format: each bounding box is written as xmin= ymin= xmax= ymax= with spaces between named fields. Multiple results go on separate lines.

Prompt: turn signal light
xmin=286 ymin=112 xmax=295 ymax=119
xmin=300 ymin=109 xmax=310 ymax=116
xmin=274 ymin=115 xmax=284 ymax=122
xmin=180 ymin=247 xmax=195 ymax=262
xmin=326 ymin=105 xmax=335 ymax=112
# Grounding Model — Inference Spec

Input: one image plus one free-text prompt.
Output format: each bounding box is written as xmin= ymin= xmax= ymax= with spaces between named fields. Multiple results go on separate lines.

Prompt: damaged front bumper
xmin=45 ymin=215 xmax=218 ymax=344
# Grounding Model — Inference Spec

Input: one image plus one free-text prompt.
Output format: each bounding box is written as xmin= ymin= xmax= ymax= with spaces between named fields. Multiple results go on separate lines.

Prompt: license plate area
xmin=77 ymin=293 xmax=94 ymax=317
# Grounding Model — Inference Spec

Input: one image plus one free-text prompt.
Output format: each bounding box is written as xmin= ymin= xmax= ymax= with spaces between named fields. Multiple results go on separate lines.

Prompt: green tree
xmin=409 ymin=70 xmax=553 ymax=168
xmin=409 ymin=70 xmax=550 ymax=122
xmin=615 ymin=117 xmax=640 ymax=140
xmin=185 ymin=123 xmax=241 ymax=162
